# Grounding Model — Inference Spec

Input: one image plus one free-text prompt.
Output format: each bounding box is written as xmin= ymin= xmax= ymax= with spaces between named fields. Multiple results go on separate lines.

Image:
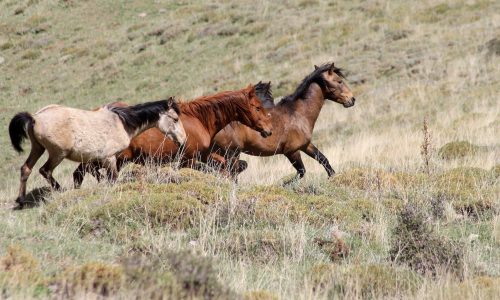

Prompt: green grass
xmin=1 ymin=0 xmax=499 ymax=298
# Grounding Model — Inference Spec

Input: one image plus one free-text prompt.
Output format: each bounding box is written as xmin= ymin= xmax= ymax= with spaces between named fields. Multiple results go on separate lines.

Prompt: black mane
xmin=281 ymin=63 xmax=345 ymax=102
xmin=255 ymin=81 xmax=274 ymax=108
xmin=110 ymin=98 xmax=179 ymax=132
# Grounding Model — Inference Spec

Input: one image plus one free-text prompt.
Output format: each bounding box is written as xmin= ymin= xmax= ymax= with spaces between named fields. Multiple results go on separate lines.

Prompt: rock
xmin=59 ymin=54 xmax=73 ymax=63
xmin=0 ymin=56 xmax=5 ymax=65
xmin=159 ymin=8 xmax=167 ymax=13
xmin=14 ymin=7 xmax=25 ymax=15
xmin=485 ymin=38 xmax=500 ymax=56
xmin=138 ymin=12 xmax=147 ymax=18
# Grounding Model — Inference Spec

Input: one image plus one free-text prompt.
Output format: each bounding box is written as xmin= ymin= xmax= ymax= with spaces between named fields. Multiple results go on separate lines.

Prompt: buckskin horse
xmin=211 ymin=62 xmax=355 ymax=179
xmin=9 ymin=98 xmax=186 ymax=206
xmin=73 ymin=83 xmax=273 ymax=187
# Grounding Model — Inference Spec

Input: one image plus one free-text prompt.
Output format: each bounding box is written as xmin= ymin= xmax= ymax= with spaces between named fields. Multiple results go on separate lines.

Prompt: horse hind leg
xmin=39 ymin=154 xmax=64 ymax=191
xmin=16 ymin=141 xmax=45 ymax=206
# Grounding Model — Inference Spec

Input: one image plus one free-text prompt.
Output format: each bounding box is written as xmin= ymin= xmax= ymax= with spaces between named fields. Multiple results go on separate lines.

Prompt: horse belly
xmin=68 ymin=120 xmax=129 ymax=162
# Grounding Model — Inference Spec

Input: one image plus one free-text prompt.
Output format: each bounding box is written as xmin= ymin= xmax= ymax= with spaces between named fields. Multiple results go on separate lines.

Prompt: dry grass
xmin=0 ymin=0 xmax=499 ymax=299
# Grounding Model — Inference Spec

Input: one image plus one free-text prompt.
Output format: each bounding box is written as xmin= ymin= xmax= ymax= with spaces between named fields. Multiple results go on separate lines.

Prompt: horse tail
xmin=9 ymin=112 xmax=34 ymax=153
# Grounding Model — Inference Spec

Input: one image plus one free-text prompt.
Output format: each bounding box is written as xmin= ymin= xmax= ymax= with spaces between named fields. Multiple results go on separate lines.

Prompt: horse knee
xmin=39 ymin=166 xmax=49 ymax=178
xmin=20 ymin=165 xmax=32 ymax=181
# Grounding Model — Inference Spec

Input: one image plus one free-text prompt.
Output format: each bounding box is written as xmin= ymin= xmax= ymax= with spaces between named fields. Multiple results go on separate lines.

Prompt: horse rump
xmin=9 ymin=112 xmax=34 ymax=153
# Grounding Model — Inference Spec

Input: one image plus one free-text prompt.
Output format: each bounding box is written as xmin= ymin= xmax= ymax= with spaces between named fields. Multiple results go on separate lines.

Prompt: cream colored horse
xmin=9 ymin=98 xmax=186 ymax=207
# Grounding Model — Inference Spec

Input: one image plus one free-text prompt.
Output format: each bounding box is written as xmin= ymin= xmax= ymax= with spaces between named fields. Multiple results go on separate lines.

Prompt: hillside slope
xmin=0 ymin=0 xmax=499 ymax=299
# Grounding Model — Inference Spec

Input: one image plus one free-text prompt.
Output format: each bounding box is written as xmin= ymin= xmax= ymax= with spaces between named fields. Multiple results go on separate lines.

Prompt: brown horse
xmin=9 ymin=98 xmax=186 ymax=206
xmin=73 ymin=84 xmax=273 ymax=187
xmin=212 ymin=62 xmax=355 ymax=179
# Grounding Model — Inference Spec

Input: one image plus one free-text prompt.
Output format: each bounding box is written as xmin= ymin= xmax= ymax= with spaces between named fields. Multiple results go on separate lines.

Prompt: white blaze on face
xmin=158 ymin=109 xmax=186 ymax=145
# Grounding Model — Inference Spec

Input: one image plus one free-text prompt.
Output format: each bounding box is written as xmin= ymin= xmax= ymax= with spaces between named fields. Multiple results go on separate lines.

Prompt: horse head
xmin=315 ymin=62 xmax=356 ymax=108
xmin=243 ymin=84 xmax=273 ymax=138
xmin=158 ymin=97 xmax=187 ymax=145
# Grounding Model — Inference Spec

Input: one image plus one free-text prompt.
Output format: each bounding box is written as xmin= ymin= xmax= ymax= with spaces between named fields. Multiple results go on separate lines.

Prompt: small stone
xmin=138 ymin=12 xmax=147 ymax=18
xmin=468 ymin=234 xmax=479 ymax=243
xmin=0 ymin=56 xmax=5 ymax=65
xmin=59 ymin=54 xmax=72 ymax=63
xmin=159 ymin=8 xmax=166 ymax=13
xmin=14 ymin=7 xmax=25 ymax=15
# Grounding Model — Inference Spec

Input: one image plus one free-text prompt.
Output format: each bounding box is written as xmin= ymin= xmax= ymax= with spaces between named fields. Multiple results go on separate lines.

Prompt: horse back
xmin=32 ymin=106 xmax=129 ymax=161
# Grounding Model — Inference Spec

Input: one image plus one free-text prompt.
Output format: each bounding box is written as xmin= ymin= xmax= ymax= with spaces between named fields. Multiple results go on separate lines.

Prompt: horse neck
xmin=183 ymin=94 xmax=249 ymax=138
xmin=128 ymin=120 xmax=157 ymax=139
xmin=289 ymin=83 xmax=326 ymax=129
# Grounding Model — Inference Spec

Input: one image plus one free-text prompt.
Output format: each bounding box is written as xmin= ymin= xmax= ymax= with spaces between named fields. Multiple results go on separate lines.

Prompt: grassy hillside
xmin=0 ymin=0 xmax=499 ymax=299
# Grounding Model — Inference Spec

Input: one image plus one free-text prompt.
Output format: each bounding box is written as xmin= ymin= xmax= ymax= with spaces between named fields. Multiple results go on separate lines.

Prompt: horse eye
xmin=256 ymin=107 xmax=261 ymax=112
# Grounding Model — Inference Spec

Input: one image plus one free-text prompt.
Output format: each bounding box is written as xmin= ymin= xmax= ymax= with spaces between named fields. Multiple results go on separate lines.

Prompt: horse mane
xmin=110 ymin=98 xmax=179 ymax=132
xmin=179 ymin=87 xmax=254 ymax=130
xmin=281 ymin=62 xmax=345 ymax=103
xmin=255 ymin=81 xmax=274 ymax=108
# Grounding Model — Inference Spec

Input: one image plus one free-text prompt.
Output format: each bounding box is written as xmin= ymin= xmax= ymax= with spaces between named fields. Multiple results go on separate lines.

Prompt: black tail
xmin=9 ymin=112 xmax=34 ymax=153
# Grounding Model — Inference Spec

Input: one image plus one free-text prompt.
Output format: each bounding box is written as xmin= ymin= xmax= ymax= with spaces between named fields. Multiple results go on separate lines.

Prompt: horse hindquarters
xmin=8 ymin=112 xmax=45 ymax=205
xmin=16 ymin=137 xmax=45 ymax=205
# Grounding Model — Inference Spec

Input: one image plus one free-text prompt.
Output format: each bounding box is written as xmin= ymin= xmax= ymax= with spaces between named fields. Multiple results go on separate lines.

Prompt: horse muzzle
xmin=343 ymin=97 xmax=356 ymax=108
xmin=260 ymin=130 xmax=272 ymax=138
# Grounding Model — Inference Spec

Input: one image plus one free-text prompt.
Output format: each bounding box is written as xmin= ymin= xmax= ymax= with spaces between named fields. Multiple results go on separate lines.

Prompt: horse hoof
xmin=236 ymin=160 xmax=248 ymax=173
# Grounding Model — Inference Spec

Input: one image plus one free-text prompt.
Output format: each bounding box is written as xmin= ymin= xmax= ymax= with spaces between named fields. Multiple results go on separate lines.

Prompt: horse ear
xmin=167 ymin=97 xmax=176 ymax=108
xmin=266 ymin=82 xmax=272 ymax=94
xmin=248 ymin=85 xmax=256 ymax=98
xmin=314 ymin=65 xmax=319 ymax=70
xmin=328 ymin=62 xmax=335 ymax=74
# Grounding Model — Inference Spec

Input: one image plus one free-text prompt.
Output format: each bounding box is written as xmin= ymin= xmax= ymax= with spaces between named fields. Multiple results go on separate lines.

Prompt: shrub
xmin=331 ymin=168 xmax=399 ymax=193
xmin=21 ymin=49 xmax=41 ymax=60
xmin=0 ymin=245 xmax=44 ymax=292
xmin=218 ymin=229 xmax=291 ymax=262
xmin=244 ymin=290 xmax=279 ymax=300
xmin=307 ymin=263 xmax=421 ymax=298
xmin=434 ymin=167 xmax=497 ymax=217
xmin=121 ymin=255 xmax=181 ymax=299
xmin=389 ymin=204 xmax=464 ymax=276
xmin=335 ymin=264 xmax=422 ymax=297
xmin=163 ymin=251 xmax=236 ymax=299
xmin=438 ymin=141 xmax=481 ymax=160
xmin=58 ymin=262 xmax=124 ymax=297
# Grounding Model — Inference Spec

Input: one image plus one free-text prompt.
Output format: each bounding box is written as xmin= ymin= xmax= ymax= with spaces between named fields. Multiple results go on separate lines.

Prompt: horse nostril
xmin=352 ymin=97 xmax=356 ymax=103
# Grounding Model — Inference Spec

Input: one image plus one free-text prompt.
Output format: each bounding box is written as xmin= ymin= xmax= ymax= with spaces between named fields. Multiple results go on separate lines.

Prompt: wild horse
xmin=212 ymin=62 xmax=355 ymax=179
xmin=73 ymin=83 xmax=273 ymax=186
xmin=9 ymin=98 xmax=186 ymax=206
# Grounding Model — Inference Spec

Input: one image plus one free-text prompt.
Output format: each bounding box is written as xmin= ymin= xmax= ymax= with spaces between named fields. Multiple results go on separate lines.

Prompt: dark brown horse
xmin=211 ymin=62 xmax=355 ymax=179
xmin=73 ymin=84 xmax=273 ymax=187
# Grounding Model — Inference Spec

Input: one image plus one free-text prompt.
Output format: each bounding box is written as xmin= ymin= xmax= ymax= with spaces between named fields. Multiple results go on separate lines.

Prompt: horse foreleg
xmin=16 ymin=143 xmax=45 ymax=205
xmin=39 ymin=154 xmax=64 ymax=191
xmin=225 ymin=150 xmax=248 ymax=180
xmin=303 ymin=143 xmax=335 ymax=177
xmin=206 ymin=152 xmax=231 ymax=177
xmin=102 ymin=157 xmax=118 ymax=184
xmin=285 ymin=151 xmax=306 ymax=178
xmin=73 ymin=163 xmax=86 ymax=188
xmin=73 ymin=162 xmax=103 ymax=189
